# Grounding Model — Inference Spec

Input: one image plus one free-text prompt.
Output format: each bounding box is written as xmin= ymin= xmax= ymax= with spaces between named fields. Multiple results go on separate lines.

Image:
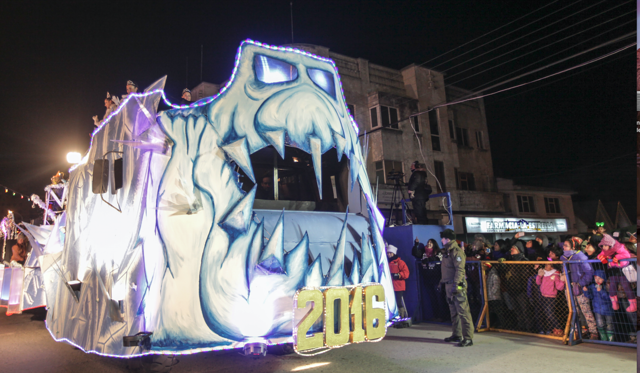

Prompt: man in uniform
xmin=407 ymin=161 xmax=432 ymax=224
xmin=439 ymin=229 xmax=474 ymax=347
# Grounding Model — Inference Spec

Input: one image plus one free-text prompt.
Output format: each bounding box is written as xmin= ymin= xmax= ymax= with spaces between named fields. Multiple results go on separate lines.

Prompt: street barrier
xmin=475 ymin=258 xmax=637 ymax=348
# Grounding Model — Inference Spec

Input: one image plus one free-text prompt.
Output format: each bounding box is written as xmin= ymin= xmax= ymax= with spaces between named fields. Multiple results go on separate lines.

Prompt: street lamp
xmin=67 ymin=152 xmax=81 ymax=164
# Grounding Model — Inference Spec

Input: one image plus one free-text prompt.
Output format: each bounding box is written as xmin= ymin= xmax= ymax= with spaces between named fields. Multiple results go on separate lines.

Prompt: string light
xmin=73 ymin=39 xmax=360 ymax=173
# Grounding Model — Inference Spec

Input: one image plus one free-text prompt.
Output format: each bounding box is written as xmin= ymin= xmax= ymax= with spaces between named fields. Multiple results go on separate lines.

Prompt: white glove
xmin=408 ymin=190 xmax=415 ymax=199
xmin=92 ymin=115 xmax=99 ymax=126
xmin=112 ymin=96 xmax=120 ymax=106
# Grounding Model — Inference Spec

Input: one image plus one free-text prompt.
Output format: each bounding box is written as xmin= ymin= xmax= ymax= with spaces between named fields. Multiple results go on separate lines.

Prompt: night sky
xmin=0 ymin=0 xmax=635 ymax=220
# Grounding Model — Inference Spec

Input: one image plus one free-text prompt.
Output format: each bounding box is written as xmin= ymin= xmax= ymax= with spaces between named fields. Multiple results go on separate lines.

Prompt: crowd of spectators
xmin=411 ymin=226 xmax=638 ymax=343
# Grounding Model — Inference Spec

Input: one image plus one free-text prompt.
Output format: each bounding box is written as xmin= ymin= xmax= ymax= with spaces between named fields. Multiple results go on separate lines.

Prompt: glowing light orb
xmin=66 ymin=152 xmax=82 ymax=164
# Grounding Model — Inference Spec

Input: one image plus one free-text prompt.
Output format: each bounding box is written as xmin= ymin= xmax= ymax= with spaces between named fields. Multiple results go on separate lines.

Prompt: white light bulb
xmin=67 ymin=152 xmax=81 ymax=164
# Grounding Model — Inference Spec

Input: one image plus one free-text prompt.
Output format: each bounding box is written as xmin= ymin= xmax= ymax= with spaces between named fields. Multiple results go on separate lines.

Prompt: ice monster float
xmin=42 ymin=39 xmax=398 ymax=358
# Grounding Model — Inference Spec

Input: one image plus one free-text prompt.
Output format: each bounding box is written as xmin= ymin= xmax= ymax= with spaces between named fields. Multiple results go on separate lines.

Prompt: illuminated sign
xmin=464 ymin=217 xmax=568 ymax=233
xmin=293 ymin=284 xmax=386 ymax=354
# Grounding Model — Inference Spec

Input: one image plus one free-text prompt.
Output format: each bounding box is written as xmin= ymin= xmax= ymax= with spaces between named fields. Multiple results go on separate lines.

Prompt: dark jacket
xmin=440 ymin=240 xmax=466 ymax=286
xmin=411 ymin=242 xmax=425 ymax=260
xmin=560 ymin=250 xmax=593 ymax=288
xmin=584 ymin=270 xmax=614 ymax=316
xmin=407 ymin=169 xmax=432 ymax=199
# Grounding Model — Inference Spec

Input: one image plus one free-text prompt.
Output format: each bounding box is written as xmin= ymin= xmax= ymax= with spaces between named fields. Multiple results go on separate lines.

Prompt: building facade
xmin=192 ymin=43 xmax=579 ymax=243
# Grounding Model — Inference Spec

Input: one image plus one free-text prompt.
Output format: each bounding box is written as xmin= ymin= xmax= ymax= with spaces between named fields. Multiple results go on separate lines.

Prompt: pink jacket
xmin=536 ymin=270 xmax=565 ymax=298
xmin=598 ymin=234 xmax=631 ymax=268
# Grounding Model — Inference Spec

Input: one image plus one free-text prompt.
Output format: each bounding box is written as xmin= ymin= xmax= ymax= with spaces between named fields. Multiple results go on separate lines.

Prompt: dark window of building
xmin=475 ymin=131 xmax=484 ymax=149
xmin=457 ymin=171 xmax=476 ymax=191
xmin=517 ymin=195 xmax=536 ymax=213
xmin=449 ymin=120 xmax=455 ymax=140
xmin=456 ymin=127 xmax=470 ymax=147
xmin=379 ymin=106 xmax=399 ymax=129
xmin=370 ymin=107 xmax=378 ymax=128
xmin=544 ymin=197 xmax=561 ymax=214
xmin=374 ymin=161 xmax=384 ymax=185
xmin=434 ymin=161 xmax=446 ymax=193
xmin=411 ymin=116 xmax=420 ymax=132
xmin=347 ymin=104 xmax=355 ymax=117
xmin=430 ymin=111 xmax=440 ymax=151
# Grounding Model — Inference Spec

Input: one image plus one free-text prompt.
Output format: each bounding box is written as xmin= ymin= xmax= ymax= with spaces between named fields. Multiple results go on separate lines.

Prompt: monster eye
xmin=254 ymin=55 xmax=298 ymax=84
xmin=307 ymin=68 xmax=336 ymax=99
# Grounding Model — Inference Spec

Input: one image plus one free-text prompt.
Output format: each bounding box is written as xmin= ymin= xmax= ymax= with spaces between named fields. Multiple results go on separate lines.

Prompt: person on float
xmin=386 ymin=244 xmax=410 ymax=321
xmin=11 ymin=233 xmax=29 ymax=266
xmin=439 ymin=229 xmax=474 ymax=347
xmin=93 ymin=92 xmax=118 ymax=127
xmin=180 ymin=88 xmax=192 ymax=105
xmin=407 ymin=161 xmax=432 ymax=225
xmin=122 ymin=80 xmax=138 ymax=100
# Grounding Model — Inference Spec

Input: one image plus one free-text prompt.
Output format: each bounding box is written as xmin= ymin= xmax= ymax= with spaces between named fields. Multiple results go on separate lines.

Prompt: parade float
xmin=3 ymin=39 xmax=402 ymax=361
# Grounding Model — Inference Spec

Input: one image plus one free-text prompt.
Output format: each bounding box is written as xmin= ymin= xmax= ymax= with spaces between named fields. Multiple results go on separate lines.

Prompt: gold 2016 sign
xmin=293 ymin=284 xmax=386 ymax=354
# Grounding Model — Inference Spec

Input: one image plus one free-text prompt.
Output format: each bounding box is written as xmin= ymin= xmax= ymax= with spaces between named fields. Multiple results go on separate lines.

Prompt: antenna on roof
xmin=290 ymin=2 xmax=294 ymax=44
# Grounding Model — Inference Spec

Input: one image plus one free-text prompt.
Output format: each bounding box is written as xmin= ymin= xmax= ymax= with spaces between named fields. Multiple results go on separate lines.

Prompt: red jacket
xmin=388 ymin=256 xmax=410 ymax=291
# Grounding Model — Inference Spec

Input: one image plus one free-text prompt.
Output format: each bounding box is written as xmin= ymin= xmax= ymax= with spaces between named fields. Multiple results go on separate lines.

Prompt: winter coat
xmin=535 ymin=269 xmax=565 ymax=298
xmin=407 ymin=169 xmax=432 ymax=199
xmin=411 ymin=242 xmax=425 ymax=260
xmin=388 ymin=255 xmax=410 ymax=291
xmin=598 ymin=234 xmax=631 ymax=268
xmin=486 ymin=267 xmax=501 ymax=301
xmin=94 ymin=103 xmax=117 ymax=126
xmin=584 ymin=270 xmax=614 ymax=316
xmin=560 ymin=250 xmax=593 ymax=288
xmin=498 ymin=248 xmax=532 ymax=295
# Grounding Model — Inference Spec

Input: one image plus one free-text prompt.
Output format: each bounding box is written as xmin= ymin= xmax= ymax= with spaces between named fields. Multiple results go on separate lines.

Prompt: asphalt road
xmin=0 ymin=307 xmax=636 ymax=373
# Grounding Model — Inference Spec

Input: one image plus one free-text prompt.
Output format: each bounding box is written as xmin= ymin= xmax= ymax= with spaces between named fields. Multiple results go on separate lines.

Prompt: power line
xmin=441 ymin=0 xmax=613 ymax=73
xmin=452 ymin=32 xmax=635 ymax=101
xmin=384 ymin=41 xmax=635 ymax=128
xmin=429 ymin=0 xmax=585 ymax=70
xmin=445 ymin=5 xmax=634 ymax=86
xmin=484 ymin=47 xmax=633 ymax=105
xmin=460 ymin=17 xmax=635 ymax=93
xmin=417 ymin=0 xmax=562 ymax=67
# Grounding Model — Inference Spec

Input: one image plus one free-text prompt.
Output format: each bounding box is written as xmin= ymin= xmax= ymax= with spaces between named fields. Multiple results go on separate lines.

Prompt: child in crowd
xmin=535 ymin=263 xmax=566 ymax=335
xmin=597 ymin=234 xmax=636 ymax=312
xmin=583 ymin=270 xmax=614 ymax=341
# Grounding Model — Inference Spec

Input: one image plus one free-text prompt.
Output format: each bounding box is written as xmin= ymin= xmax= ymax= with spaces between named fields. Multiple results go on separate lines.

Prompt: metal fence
xmin=475 ymin=258 xmax=637 ymax=348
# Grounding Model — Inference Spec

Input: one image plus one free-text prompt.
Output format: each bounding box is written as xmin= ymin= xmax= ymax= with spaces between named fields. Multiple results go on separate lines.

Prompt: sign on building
xmin=464 ymin=217 xmax=568 ymax=233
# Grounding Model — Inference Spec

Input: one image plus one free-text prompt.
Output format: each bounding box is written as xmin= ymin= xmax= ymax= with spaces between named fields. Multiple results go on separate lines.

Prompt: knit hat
xmin=594 ymin=269 xmax=607 ymax=281
xmin=598 ymin=234 xmax=616 ymax=248
xmin=511 ymin=241 xmax=525 ymax=254
xmin=386 ymin=245 xmax=398 ymax=255
xmin=440 ymin=229 xmax=456 ymax=240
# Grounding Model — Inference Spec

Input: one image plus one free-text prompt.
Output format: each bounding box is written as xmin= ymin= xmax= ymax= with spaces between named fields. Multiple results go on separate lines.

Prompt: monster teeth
xmin=309 ymin=136 xmax=323 ymax=198
xmin=349 ymin=152 xmax=361 ymax=192
xmin=246 ymin=219 xmax=264 ymax=289
xmin=326 ymin=208 xmax=348 ymax=286
xmin=257 ymin=209 xmax=286 ymax=274
xmin=350 ymin=254 xmax=360 ymax=285
xmin=360 ymin=233 xmax=377 ymax=283
xmin=285 ymin=232 xmax=310 ymax=289
xmin=263 ymin=129 xmax=286 ymax=159
xmin=333 ymin=133 xmax=346 ymax=162
xmin=305 ymin=255 xmax=324 ymax=287
xmin=221 ymin=137 xmax=255 ymax=183
xmin=218 ymin=186 xmax=257 ymax=236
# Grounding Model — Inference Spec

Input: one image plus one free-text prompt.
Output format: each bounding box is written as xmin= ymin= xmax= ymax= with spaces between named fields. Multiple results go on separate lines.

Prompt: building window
xmin=434 ymin=161 xmax=446 ymax=193
xmin=374 ymin=160 xmax=404 ymax=184
xmin=370 ymin=107 xmax=378 ymax=128
xmin=517 ymin=195 xmax=536 ymax=213
xmin=455 ymin=169 xmax=476 ymax=191
xmin=544 ymin=197 xmax=561 ymax=214
xmin=475 ymin=131 xmax=484 ymax=149
xmin=448 ymin=120 xmax=455 ymax=140
xmin=455 ymin=127 xmax=470 ymax=147
xmin=411 ymin=116 xmax=420 ymax=132
xmin=380 ymin=106 xmax=399 ymax=129
xmin=347 ymin=104 xmax=355 ymax=117
xmin=429 ymin=116 xmax=442 ymax=151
